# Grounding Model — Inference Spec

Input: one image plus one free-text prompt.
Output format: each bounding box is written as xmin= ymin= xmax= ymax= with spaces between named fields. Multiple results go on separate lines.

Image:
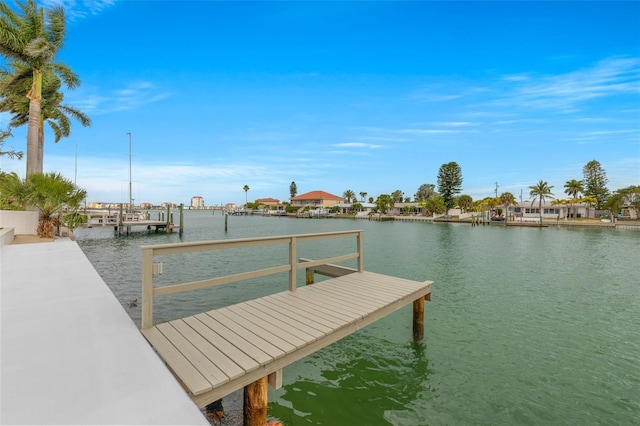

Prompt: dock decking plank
xmin=141 ymin=327 xmax=213 ymax=396
xmin=156 ymin=322 xmax=229 ymax=389
xmin=182 ymin=316 xmax=260 ymax=373
xmin=144 ymin=270 xmax=432 ymax=408
xmin=170 ymin=319 xmax=245 ymax=381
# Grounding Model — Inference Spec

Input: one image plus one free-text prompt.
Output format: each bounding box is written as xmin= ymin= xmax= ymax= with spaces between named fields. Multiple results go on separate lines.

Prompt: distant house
xmin=291 ymin=191 xmax=344 ymax=208
xmin=510 ymin=201 xmax=595 ymax=220
xmin=255 ymin=198 xmax=280 ymax=206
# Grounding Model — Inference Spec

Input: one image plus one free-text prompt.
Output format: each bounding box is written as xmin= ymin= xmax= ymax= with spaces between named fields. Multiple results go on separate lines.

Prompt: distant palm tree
xmin=343 ymin=189 xmax=355 ymax=203
xmin=0 ymin=0 xmax=79 ymax=175
xmin=243 ymin=185 xmax=249 ymax=205
xmin=456 ymin=194 xmax=473 ymax=213
xmin=564 ymin=179 xmax=584 ymax=219
xmin=499 ymin=192 xmax=517 ymax=223
xmin=529 ymin=180 xmax=555 ymax=226
xmin=359 ymin=191 xmax=367 ymax=202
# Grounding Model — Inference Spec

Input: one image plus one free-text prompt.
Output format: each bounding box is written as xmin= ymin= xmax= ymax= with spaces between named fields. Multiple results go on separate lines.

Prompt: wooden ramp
xmin=140 ymin=230 xmax=432 ymax=415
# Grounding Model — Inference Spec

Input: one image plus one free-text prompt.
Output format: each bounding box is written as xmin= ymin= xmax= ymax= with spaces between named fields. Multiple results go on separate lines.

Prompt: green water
xmin=75 ymin=212 xmax=640 ymax=425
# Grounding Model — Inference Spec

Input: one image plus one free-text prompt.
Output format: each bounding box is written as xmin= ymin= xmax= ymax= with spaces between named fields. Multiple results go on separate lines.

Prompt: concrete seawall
xmin=0 ymin=238 xmax=207 ymax=425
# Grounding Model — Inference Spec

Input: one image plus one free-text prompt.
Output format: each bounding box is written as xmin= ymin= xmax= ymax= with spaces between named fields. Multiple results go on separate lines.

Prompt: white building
xmin=190 ymin=196 xmax=205 ymax=209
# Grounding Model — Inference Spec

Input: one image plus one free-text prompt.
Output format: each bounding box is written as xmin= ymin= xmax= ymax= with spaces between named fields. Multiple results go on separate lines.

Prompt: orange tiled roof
xmin=291 ymin=190 xmax=344 ymax=201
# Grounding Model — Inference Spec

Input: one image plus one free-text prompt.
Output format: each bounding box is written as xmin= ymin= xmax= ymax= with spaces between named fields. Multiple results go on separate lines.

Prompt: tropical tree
xmin=529 ymin=180 xmax=554 ymax=225
xmin=415 ymin=183 xmax=437 ymax=202
xmin=579 ymin=195 xmax=598 ymax=219
xmin=368 ymin=196 xmax=374 ymax=203
xmin=374 ymin=194 xmax=394 ymax=215
xmin=583 ymin=160 xmax=609 ymax=208
xmin=602 ymin=193 xmax=624 ymax=224
xmin=0 ymin=171 xmax=28 ymax=209
xmin=564 ymin=179 xmax=584 ymax=219
xmin=0 ymin=128 xmax=23 ymax=161
xmin=456 ymin=194 xmax=473 ymax=213
xmin=0 ymin=0 xmax=79 ymax=175
xmin=0 ymin=62 xmax=90 ymax=170
xmin=390 ymin=189 xmax=404 ymax=203
xmin=289 ymin=181 xmax=297 ymax=199
xmin=243 ymin=184 xmax=249 ymax=204
xmin=551 ymin=198 xmax=568 ymax=219
xmin=359 ymin=191 xmax=367 ymax=202
xmin=350 ymin=202 xmax=363 ymax=213
xmin=437 ymin=162 xmax=463 ymax=212
xmin=343 ymin=189 xmax=355 ymax=203
xmin=421 ymin=196 xmax=446 ymax=216
xmin=499 ymin=192 xmax=517 ymax=221
xmin=0 ymin=171 xmax=86 ymax=237
xmin=617 ymin=185 xmax=640 ymax=213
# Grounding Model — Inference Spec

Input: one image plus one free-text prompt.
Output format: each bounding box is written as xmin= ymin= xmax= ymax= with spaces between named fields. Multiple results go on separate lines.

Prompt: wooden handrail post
xmin=141 ymin=248 xmax=154 ymax=329
xmin=357 ymin=230 xmax=364 ymax=272
xmin=289 ymin=236 xmax=297 ymax=291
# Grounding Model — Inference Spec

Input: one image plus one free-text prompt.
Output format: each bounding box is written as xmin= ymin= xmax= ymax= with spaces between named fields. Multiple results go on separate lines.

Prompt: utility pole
xmin=127 ymin=132 xmax=133 ymax=213
xmin=495 ymin=182 xmax=499 ymax=198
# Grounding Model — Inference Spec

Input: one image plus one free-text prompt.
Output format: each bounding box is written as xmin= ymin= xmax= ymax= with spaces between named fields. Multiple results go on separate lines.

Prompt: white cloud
xmin=498 ymin=57 xmax=640 ymax=112
xmin=332 ymin=142 xmax=382 ymax=149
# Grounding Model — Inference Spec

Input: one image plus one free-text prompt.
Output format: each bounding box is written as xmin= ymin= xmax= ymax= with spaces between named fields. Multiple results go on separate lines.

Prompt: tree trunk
xmin=26 ymin=69 xmax=43 ymax=176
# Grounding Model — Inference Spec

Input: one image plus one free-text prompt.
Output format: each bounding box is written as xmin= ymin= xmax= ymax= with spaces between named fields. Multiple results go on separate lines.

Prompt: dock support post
xmin=225 ymin=213 xmax=228 ymax=232
xmin=243 ymin=376 xmax=268 ymax=426
xmin=413 ymin=297 xmax=425 ymax=341
xmin=165 ymin=205 xmax=171 ymax=233
xmin=306 ymin=268 xmax=315 ymax=285
xmin=179 ymin=203 xmax=184 ymax=236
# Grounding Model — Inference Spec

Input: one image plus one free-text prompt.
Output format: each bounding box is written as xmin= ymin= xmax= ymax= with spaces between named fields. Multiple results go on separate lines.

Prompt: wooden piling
xmin=179 ymin=203 xmax=184 ymax=236
xmin=165 ymin=205 xmax=171 ymax=233
xmin=225 ymin=213 xmax=228 ymax=232
xmin=243 ymin=376 xmax=268 ymax=426
xmin=306 ymin=268 xmax=315 ymax=285
xmin=413 ymin=297 xmax=425 ymax=341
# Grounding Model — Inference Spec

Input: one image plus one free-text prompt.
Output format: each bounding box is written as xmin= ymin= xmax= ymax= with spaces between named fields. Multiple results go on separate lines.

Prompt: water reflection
xmin=269 ymin=336 xmax=434 ymax=425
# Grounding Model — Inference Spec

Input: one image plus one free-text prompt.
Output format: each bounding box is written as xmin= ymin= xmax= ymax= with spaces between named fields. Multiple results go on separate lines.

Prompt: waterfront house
xmin=291 ymin=191 xmax=344 ymax=208
xmin=255 ymin=198 xmax=280 ymax=207
xmin=510 ymin=201 xmax=595 ymax=220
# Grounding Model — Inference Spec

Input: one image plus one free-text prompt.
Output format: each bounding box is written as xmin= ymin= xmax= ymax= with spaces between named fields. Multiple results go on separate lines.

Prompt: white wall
xmin=0 ymin=210 xmax=38 ymax=235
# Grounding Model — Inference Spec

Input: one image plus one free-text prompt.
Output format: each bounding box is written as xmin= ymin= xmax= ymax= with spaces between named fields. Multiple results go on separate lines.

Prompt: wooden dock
xmin=140 ymin=230 xmax=432 ymax=424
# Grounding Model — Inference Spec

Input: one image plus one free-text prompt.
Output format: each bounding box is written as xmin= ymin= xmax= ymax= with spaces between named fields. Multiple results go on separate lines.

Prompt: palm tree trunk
xmin=26 ymin=69 xmax=43 ymax=175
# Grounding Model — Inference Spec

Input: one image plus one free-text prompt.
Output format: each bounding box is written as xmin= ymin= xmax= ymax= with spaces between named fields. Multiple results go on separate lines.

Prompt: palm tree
xmin=0 ymin=0 xmax=78 ymax=175
xmin=343 ymin=189 xmax=355 ymax=204
xmin=0 ymin=171 xmax=28 ymax=209
xmin=499 ymin=192 xmax=517 ymax=222
xmin=529 ymin=180 xmax=555 ymax=226
xmin=0 ymin=63 xmax=90 ymax=168
xmin=551 ymin=198 xmax=568 ymax=220
xmin=359 ymin=191 xmax=367 ymax=202
xmin=0 ymin=171 xmax=86 ymax=237
xmin=374 ymin=194 xmax=394 ymax=215
xmin=564 ymin=179 xmax=584 ymax=219
xmin=243 ymin=185 xmax=249 ymax=205
xmin=456 ymin=194 xmax=473 ymax=213
xmin=1 ymin=128 xmax=23 ymax=161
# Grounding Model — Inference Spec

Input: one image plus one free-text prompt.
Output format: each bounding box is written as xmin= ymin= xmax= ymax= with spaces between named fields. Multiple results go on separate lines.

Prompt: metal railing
xmin=140 ymin=230 xmax=364 ymax=329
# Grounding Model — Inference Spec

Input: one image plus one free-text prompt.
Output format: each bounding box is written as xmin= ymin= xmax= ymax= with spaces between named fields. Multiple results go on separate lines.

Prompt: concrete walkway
xmin=1 ymin=238 xmax=207 ymax=425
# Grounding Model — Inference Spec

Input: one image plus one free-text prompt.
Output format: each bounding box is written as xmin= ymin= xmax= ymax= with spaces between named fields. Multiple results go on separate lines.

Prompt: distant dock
xmin=85 ymin=204 xmax=184 ymax=235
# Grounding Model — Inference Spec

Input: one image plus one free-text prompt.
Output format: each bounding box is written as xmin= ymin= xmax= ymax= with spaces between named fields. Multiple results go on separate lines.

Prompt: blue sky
xmin=1 ymin=0 xmax=639 ymax=206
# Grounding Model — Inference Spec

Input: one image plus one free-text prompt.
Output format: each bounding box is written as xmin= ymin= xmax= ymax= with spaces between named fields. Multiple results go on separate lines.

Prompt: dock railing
xmin=141 ymin=230 xmax=364 ymax=329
